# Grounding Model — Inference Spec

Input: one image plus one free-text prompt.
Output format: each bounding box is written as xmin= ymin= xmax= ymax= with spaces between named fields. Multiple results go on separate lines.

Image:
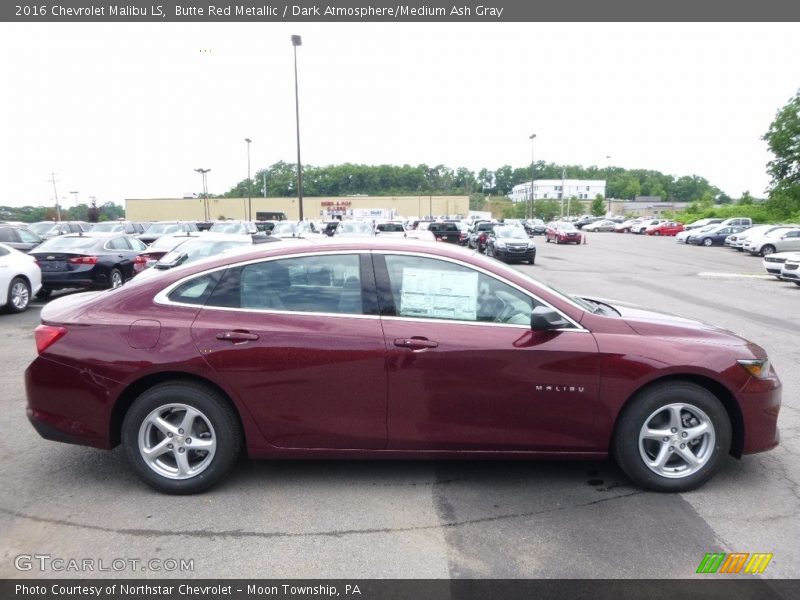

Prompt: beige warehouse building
xmin=125 ymin=195 xmax=469 ymax=221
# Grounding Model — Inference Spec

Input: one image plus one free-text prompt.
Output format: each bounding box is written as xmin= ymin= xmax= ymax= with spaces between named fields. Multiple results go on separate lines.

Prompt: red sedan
xmin=645 ymin=221 xmax=685 ymax=236
xmin=26 ymin=239 xmax=780 ymax=494
xmin=545 ymin=221 xmax=583 ymax=244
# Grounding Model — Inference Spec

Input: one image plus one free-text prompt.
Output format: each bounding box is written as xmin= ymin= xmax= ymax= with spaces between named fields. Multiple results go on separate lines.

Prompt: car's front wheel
xmin=122 ymin=381 xmax=242 ymax=494
xmin=761 ymin=245 xmax=776 ymax=257
xmin=703 ymin=238 xmax=713 ymax=247
xmin=109 ymin=268 xmax=124 ymax=289
xmin=612 ymin=381 xmax=731 ymax=492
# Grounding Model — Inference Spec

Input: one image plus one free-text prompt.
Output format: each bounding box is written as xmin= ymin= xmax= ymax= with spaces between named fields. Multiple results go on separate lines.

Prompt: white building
xmin=510 ymin=179 xmax=606 ymax=202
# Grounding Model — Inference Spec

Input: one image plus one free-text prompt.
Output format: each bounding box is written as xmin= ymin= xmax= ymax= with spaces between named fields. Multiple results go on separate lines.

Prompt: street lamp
xmin=605 ymin=155 xmax=612 ymax=214
xmin=291 ymin=34 xmax=304 ymax=221
xmin=245 ymin=138 xmax=252 ymax=220
xmin=194 ymin=168 xmax=211 ymax=220
xmin=529 ymin=133 xmax=537 ymax=219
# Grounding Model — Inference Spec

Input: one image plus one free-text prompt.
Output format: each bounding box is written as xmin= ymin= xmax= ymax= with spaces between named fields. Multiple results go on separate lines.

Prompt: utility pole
xmin=529 ymin=134 xmax=536 ymax=219
xmin=49 ymin=172 xmax=62 ymax=221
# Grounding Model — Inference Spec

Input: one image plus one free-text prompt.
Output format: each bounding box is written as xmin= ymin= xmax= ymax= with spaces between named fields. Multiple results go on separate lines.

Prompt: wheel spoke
xmin=684 ymin=421 xmax=709 ymax=443
xmin=668 ymin=405 xmax=684 ymax=430
xmin=179 ymin=407 xmax=200 ymax=435
xmin=642 ymin=427 xmax=671 ymax=441
xmin=676 ymin=445 xmax=700 ymax=468
xmin=175 ymin=450 xmax=192 ymax=476
xmin=188 ymin=437 xmax=215 ymax=452
xmin=152 ymin=416 xmax=179 ymax=436
xmin=647 ymin=442 xmax=671 ymax=470
xmin=141 ymin=437 xmax=171 ymax=462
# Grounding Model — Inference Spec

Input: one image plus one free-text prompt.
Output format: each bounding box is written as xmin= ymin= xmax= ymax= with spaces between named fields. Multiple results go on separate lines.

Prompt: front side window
xmin=383 ymin=255 xmax=538 ymax=325
xmin=207 ymin=254 xmax=364 ymax=315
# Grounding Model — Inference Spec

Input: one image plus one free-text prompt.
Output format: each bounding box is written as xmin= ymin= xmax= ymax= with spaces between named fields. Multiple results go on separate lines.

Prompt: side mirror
xmin=531 ymin=306 xmax=570 ymax=331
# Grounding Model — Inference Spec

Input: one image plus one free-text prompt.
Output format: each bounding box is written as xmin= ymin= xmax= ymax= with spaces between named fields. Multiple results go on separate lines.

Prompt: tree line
xmin=0 ymin=202 xmax=124 ymax=224
xmin=225 ymin=160 xmax=727 ymax=204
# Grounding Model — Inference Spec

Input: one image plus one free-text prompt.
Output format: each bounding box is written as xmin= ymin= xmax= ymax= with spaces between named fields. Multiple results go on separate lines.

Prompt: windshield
xmin=495 ymin=227 xmax=528 ymax=239
xmin=147 ymin=223 xmax=183 ymax=235
xmin=558 ymin=223 xmax=577 ymax=231
xmin=377 ymin=222 xmax=405 ymax=232
xmin=157 ymin=240 xmax=250 ymax=268
xmin=36 ymin=236 xmax=97 ymax=251
xmin=209 ymin=222 xmax=247 ymax=234
xmin=272 ymin=222 xmax=300 ymax=235
xmin=91 ymin=222 xmax=123 ymax=232
xmin=29 ymin=222 xmax=58 ymax=235
xmin=337 ymin=222 xmax=373 ymax=235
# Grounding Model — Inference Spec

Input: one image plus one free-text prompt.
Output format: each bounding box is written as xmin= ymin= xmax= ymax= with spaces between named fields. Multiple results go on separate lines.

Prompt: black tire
xmin=122 ymin=381 xmax=242 ymax=494
xmin=761 ymin=245 xmax=776 ymax=257
xmin=528 ymin=255 xmax=535 ymax=265
xmin=702 ymin=238 xmax=713 ymax=247
xmin=109 ymin=268 xmax=124 ymax=289
xmin=6 ymin=277 xmax=31 ymax=313
xmin=612 ymin=381 xmax=731 ymax=493
xmin=654 ymin=231 xmax=661 ymax=236
xmin=794 ymin=281 xmax=800 ymax=287
xmin=35 ymin=288 xmax=52 ymax=300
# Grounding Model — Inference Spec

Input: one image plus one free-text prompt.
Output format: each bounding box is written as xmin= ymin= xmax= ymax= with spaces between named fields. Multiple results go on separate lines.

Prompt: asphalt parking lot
xmin=0 ymin=233 xmax=798 ymax=579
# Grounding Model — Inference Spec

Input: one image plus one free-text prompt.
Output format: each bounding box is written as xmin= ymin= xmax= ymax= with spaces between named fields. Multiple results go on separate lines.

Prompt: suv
xmin=468 ymin=221 xmax=495 ymax=251
xmin=428 ymin=221 xmax=465 ymax=244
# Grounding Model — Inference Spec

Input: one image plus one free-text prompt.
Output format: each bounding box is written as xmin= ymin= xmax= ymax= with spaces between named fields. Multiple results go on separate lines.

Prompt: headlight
xmin=527 ymin=241 xmax=536 ymax=248
xmin=738 ymin=358 xmax=771 ymax=379
xmin=496 ymin=241 xmax=507 ymax=248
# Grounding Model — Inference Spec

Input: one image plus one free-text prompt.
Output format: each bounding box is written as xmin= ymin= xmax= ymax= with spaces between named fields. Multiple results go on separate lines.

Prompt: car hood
xmin=585 ymin=297 xmax=753 ymax=349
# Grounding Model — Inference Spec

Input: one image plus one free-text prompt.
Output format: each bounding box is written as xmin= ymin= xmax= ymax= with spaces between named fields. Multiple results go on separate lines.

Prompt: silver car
xmin=780 ymin=257 xmax=800 ymax=285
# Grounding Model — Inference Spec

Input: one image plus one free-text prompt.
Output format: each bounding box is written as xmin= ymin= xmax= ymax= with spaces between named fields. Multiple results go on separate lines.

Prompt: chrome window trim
xmin=154 ymin=248 xmax=589 ymax=332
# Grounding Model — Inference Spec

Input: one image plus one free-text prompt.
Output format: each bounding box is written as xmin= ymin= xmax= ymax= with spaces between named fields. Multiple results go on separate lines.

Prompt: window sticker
xmin=399 ymin=268 xmax=478 ymax=320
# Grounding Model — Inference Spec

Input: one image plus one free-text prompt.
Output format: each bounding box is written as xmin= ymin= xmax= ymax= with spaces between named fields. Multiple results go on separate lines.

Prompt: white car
xmin=780 ymin=257 xmax=800 ymax=285
xmin=762 ymin=251 xmax=800 ymax=278
xmin=743 ymin=226 xmax=800 ymax=256
xmin=632 ymin=219 xmax=666 ymax=234
xmin=0 ymin=243 xmax=42 ymax=313
xmin=729 ymin=224 xmax=781 ymax=251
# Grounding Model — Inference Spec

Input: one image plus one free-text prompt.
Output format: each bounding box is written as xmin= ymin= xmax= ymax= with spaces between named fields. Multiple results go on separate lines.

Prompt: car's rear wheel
xmin=122 ymin=381 xmax=242 ymax=494
xmin=654 ymin=231 xmax=660 ymax=236
xmin=110 ymin=268 xmax=124 ymax=289
xmin=6 ymin=277 xmax=31 ymax=313
xmin=613 ymin=381 xmax=731 ymax=492
xmin=702 ymin=238 xmax=713 ymax=247
xmin=761 ymin=245 xmax=776 ymax=257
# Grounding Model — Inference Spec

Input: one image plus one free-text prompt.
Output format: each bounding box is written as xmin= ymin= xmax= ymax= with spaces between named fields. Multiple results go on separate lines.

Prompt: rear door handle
xmin=394 ymin=337 xmax=439 ymax=350
xmin=216 ymin=331 xmax=259 ymax=343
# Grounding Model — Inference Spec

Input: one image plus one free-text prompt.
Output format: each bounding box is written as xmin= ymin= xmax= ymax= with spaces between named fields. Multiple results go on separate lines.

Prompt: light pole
xmin=69 ymin=191 xmax=79 ymax=205
xmin=605 ymin=155 xmax=612 ymax=214
xmin=529 ymin=133 xmax=537 ymax=219
xmin=245 ymin=138 xmax=252 ymax=220
xmin=194 ymin=168 xmax=211 ymax=220
xmin=291 ymin=35 xmax=304 ymax=221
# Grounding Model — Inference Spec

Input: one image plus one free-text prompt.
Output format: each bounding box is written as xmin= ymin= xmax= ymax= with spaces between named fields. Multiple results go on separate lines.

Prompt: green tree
xmin=590 ymin=195 xmax=606 ymax=216
xmin=763 ymin=90 xmax=800 ymax=218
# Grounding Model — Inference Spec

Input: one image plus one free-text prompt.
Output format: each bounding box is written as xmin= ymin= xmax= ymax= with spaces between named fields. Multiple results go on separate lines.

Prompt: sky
xmin=1 ymin=22 xmax=798 ymax=208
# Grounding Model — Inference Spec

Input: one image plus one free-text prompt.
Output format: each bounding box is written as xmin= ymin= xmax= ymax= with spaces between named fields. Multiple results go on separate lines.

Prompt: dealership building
xmin=125 ymin=195 xmax=469 ymax=221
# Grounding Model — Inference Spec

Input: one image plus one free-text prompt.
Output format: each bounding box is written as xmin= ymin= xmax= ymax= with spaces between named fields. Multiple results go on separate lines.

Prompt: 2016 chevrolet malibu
xmin=25 ymin=239 xmax=780 ymax=494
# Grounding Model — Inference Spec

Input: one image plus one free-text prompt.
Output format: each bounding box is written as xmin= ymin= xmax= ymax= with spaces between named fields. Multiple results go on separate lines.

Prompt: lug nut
xmin=178 ymin=428 xmax=184 ymax=434
xmin=663 ymin=437 xmax=669 ymax=442
xmin=167 ymin=443 xmax=173 ymax=449
xmin=185 ymin=438 xmax=192 ymax=444
xmin=671 ymin=428 xmax=677 ymax=433
xmin=681 ymin=432 xmax=688 ymax=438
xmin=167 ymin=432 xmax=173 ymax=438
xmin=178 ymin=447 xmax=186 ymax=453
xmin=669 ymin=446 xmax=674 ymax=452
xmin=680 ymin=444 xmax=686 ymax=449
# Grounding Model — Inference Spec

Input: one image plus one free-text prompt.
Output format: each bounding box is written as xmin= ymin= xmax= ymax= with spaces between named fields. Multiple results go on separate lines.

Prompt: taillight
xmin=68 ymin=256 xmax=98 ymax=265
xmin=133 ymin=255 xmax=147 ymax=272
xmin=34 ymin=325 xmax=67 ymax=354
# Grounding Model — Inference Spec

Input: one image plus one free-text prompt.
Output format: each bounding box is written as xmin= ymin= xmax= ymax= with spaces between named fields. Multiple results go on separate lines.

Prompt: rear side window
xmin=167 ymin=272 xmax=222 ymax=305
xmin=0 ymin=228 xmax=16 ymax=242
xmin=207 ymin=254 xmax=364 ymax=315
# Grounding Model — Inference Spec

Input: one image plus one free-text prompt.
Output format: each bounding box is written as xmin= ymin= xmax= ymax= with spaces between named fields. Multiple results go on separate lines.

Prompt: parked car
xmin=645 ymin=221 xmax=684 ymax=236
xmin=27 ymin=221 xmax=91 ymax=240
xmin=762 ymin=251 xmax=800 ymax=278
xmin=29 ymin=233 xmax=148 ymax=297
xmin=428 ymin=221 xmax=464 ymax=244
xmin=0 ymin=243 xmax=41 ymax=313
xmin=743 ymin=227 xmax=800 ymax=257
xmin=780 ymin=257 xmax=800 ymax=285
xmin=468 ymin=221 xmax=496 ymax=252
xmin=719 ymin=217 xmax=753 ymax=228
xmin=485 ymin=226 xmax=536 ymax=264
xmin=523 ymin=218 xmax=547 ymax=236
xmin=25 ymin=238 xmax=781 ymax=494
xmin=614 ymin=219 xmax=640 ymax=233
xmin=545 ymin=221 xmax=582 ymax=244
xmin=375 ymin=221 xmax=407 ymax=236
xmin=135 ymin=234 xmax=260 ymax=280
xmin=0 ymin=225 xmax=43 ymax=252
xmin=684 ymin=218 xmax=723 ymax=231
xmin=271 ymin=220 xmax=319 ymax=239
xmin=726 ymin=224 xmax=777 ymax=251
xmin=687 ymin=225 xmax=747 ymax=247
xmin=631 ymin=219 xmax=666 ymax=234
xmin=138 ymin=221 xmax=200 ymax=245
xmin=333 ymin=221 xmax=375 ymax=238
xmin=582 ymin=219 xmax=616 ymax=232
xmin=138 ymin=233 xmax=204 ymax=265
xmin=574 ymin=216 xmax=602 ymax=229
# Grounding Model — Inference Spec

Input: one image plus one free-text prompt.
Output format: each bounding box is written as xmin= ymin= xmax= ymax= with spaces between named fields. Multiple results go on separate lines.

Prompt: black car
xmin=27 ymin=221 xmax=91 ymax=240
xmin=486 ymin=226 xmax=536 ymax=264
xmin=0 ymin=225 xmax=43 ymax=252
xmin=428 ymin=221 xmax=465 ymax=244
xmin=30 ymin=233 xmax=148 ymax=298
xmin=523 ymin=219 xmax=547 ymax=236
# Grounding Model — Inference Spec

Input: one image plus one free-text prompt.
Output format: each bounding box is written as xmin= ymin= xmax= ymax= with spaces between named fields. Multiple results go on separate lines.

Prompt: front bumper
xmin=495 ymin=248 xmax=536 ymax=262
xmin=739 ymin=373 xmax=782 ymax=455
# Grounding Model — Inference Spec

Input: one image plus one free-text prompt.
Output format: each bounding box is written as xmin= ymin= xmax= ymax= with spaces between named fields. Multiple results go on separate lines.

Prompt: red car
xmin=645 ymin=221 xmax=685 ymax=236
xmin=545 ymin=221 xmax=583 ymax=244
xmin=26 ymin=239 xmax=780 ymax=494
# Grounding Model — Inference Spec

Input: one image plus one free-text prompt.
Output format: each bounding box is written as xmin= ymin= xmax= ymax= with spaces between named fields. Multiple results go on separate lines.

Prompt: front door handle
xmin=216 ymin=330 xmax=259 ymax=343
xmin=394 ymin=337 xmax=439 ymax=350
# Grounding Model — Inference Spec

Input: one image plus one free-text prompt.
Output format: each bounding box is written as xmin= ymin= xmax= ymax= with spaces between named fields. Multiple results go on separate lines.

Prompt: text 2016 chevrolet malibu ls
xmin=25 ymin=239 xmax=780 ymax=494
